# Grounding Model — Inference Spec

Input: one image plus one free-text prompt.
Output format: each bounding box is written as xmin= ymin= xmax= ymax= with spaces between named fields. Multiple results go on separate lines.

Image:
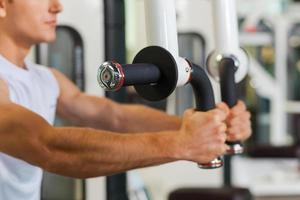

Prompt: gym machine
xmin=100 ymin=0 xmax=212 ymax=169
xmin=98 ymin=0 xmax=248 ymax=169
xmin=207 ymin=0 xmax=248 ymax=155
xmin=207 ymin=0 xmax=248 ymax=186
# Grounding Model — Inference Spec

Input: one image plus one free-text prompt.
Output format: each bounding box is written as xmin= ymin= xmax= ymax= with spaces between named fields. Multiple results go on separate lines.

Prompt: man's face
xmin=1 ymin=0 xmax=62 ymax=45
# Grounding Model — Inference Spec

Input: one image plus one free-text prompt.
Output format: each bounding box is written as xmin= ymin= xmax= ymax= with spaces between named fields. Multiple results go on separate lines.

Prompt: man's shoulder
xmin=27 ymin=61 xmax=53 ymax=75
xmin=28 ymin=62 xmax=60 ymax=96
xmin=27 ymin=61 xmax=59 ymax=84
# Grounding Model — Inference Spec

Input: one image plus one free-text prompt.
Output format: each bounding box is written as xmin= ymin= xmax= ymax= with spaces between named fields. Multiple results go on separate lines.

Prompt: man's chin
xmin=38 ymin=34 xmax=57 ymax=44
xmin=44 ymin=36 xmax=56 ymax=43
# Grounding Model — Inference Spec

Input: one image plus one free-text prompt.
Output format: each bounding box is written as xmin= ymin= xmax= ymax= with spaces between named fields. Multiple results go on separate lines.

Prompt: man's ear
xmin=0 ymin=0 xmax=7 ymax=18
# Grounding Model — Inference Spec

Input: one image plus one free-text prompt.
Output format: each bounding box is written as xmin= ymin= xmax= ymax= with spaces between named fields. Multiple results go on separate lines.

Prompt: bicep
xmin=49 ymin=68 xmax=121 ymax=129
xmin=50 ymin=68 xmax=82 ymax=117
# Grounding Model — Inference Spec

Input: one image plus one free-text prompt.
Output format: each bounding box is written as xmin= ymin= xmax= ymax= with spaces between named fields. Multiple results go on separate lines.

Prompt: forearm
xmin=45 ymin=127 xmax=178 ymax=178
xmin=60 ymin=94 xmax=181 ymax=132
xmin=0 ymin=103 xmax=179 ymax=178
xmin=52 ymin=69 xmax=181 ymax=132
xmin=116 ymin=103 xmax=181 ymax=132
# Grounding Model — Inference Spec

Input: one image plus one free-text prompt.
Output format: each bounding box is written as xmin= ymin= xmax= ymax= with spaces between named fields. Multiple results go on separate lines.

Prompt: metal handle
xmin=97 ymin=61 xmax=161 ymax=91
xmin=219 ymin=58 xmax=244 ymax=155
xmin=189 ymin=61 xmax=224 ymax=169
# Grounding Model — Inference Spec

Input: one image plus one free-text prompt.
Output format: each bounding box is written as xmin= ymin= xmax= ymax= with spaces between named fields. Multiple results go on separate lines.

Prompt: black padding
xmin=169 ymin=188 xmax=253 ymax=200
xmin=247 ymin=145 xmax=300 ymax=158
xmin=133 ymin=46 xmax=178 ymax=101
xmin=219 ymin=58 xmax=237 ymax=107
xmin=190 ymin=63 xmax=215 ymax=111
xmin=122 ymin=63 xmax=160 ymax=86
xmin=219 ymin=58 xmax=241 ymax=146
xmin=189 ymin=63 xmax=223 ymax=167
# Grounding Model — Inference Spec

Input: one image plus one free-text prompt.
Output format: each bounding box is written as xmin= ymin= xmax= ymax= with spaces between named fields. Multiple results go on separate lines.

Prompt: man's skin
xmin=0 ymin=0 xmax=251 ymax=178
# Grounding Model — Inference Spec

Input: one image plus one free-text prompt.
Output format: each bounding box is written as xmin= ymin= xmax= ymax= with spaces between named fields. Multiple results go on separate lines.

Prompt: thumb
xmin=216 ymin=102 xmax=230 ymax=118
xmin=182 ymin=108 xmax=195 ymax=119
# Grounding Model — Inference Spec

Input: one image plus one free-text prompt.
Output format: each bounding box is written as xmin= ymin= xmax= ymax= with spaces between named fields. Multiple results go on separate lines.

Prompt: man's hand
xmin=175 ymin=107 xmax=229 ymax=164
xmin=217 ymin=101 xmax=252 ymax=142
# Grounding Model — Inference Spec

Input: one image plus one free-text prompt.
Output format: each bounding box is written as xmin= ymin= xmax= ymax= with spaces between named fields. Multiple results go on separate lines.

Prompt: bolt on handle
xmin=97 ymin=61 xmax=125 ymax=91
xmin=98 ymin=61 xmax=161 ymax=91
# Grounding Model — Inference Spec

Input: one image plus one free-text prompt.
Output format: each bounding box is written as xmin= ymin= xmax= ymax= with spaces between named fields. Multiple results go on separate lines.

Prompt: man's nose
xmin=49 ymin=0 xmax=63 ymax=14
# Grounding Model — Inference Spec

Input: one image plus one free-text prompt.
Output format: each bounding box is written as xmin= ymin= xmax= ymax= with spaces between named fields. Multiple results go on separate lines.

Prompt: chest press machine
xmin=97 ymin=0 xmax=248 ymax=170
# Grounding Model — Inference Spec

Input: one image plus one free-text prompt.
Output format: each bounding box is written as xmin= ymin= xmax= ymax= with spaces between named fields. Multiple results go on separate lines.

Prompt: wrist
xmin=157 ymin=130 xmax=184 ymax=162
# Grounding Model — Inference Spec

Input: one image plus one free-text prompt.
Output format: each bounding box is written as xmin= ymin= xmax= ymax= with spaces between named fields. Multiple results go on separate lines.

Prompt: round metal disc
xmin=133 ymin=46 xmax=178 ymax=101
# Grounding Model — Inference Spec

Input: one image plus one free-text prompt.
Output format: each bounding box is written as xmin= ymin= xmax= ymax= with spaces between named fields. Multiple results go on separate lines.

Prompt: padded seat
xmin=169 ymin=187 xmax=253 ymax=200
xmin=246 ymin=145 xmax=300 ymax=158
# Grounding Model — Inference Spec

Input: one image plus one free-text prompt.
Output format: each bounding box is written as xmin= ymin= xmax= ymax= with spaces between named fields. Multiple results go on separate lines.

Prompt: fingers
xmin=211 ymin=103 xmax=229 ymax=122
xmin=216 ymin=102 xmax=230 ymax=117
xmin=183 ymin=102 xmax=231 ymax=127
xmin=202 ymin=143 xmax=230 ymax=163
xmin=230 ymin=100 xmax=247 ymax=115
xmin=227 ymin=111 xmax=251 ymax=127
xmin=182 ymin=108 xmax=195 ymax=119
xmin=180 ymin=101 xmax=252 ymax=164
xmin=180 ymin=108 xmax=230 ymax=162
xmin=208 ymin=123 xmax=228 ymax=157
xmin=218 ymin=123 xmax=227 ymax=135
xmin=223 ymin=101 xmax=252 ymax=141
xmin=227 ymin=124 xmax=252 ymax=141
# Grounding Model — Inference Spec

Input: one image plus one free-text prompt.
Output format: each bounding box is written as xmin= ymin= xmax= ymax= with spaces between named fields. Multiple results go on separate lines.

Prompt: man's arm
xmin=0 ymin=102 xmax=175 ymax=178
xmin=0 ymin=102 xmax=227 ymax=178
xmin=51 ymin=69 xmax=181 ymax=133
xmin=51 ymin=69 xmax=252 ymax=142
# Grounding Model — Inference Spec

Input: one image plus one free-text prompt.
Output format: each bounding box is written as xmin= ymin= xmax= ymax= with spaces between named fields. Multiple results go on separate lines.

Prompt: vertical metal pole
xmin=104 ymin=0 xmax=129 ymax=200
xmin=210 ymin=0 xmax=242 ymax=187
xmin=144 ymin=0 xmax=190 ymax=86
xmin=144 ymin=0 xmax=179 ymax=58
xmin=104 ymin=0 xmax=127 ymax=103
xmin=209 ymin=0 xmax=248 ymax=83
xmin=212 ymin=0 xmax=240 ymax=54
xmin=271 ymin=18 xmax=288 ymax=146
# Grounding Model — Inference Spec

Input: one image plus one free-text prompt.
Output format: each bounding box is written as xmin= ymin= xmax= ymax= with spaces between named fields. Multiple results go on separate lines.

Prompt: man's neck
xmin=0 ymin=33 xmax=31 ymax=68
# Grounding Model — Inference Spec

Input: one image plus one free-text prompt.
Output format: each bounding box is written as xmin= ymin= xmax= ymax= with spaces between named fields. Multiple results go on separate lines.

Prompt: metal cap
xmin=207 ymin=53 xmax=239 ymax=82
xmin=97 ymin=61 xmax=124 ymax=91
xmin=226 ymin=143 xmax=244 ymax=155
xmin=206 ymin=49 xmax=249 ymax=83
xmin=198 ymin=157 xmax=224 ymax=169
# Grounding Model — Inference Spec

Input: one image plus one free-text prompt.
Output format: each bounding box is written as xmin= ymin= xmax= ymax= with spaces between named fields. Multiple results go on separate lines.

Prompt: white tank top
xmin=0 ymin=55 xmax=59 ymax=200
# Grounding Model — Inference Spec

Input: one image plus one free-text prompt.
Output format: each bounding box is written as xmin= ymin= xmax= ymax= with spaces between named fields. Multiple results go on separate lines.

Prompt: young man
xmin=0 ymin=0 xmax=251 ymax=199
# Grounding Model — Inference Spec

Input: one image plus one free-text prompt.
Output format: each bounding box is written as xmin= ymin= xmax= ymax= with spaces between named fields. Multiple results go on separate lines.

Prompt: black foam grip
xmin=190 ymin=63 xmax=223 ymax=167
xmin=190 ymin=63 xmax=216 ymax=111
xmin=219 ymin=58 xmax=237 ymax=107
xmin=122 ymin=63 xmax=161 ymax=86
xmin=219 ymin=58 xmax=240 ymax=146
